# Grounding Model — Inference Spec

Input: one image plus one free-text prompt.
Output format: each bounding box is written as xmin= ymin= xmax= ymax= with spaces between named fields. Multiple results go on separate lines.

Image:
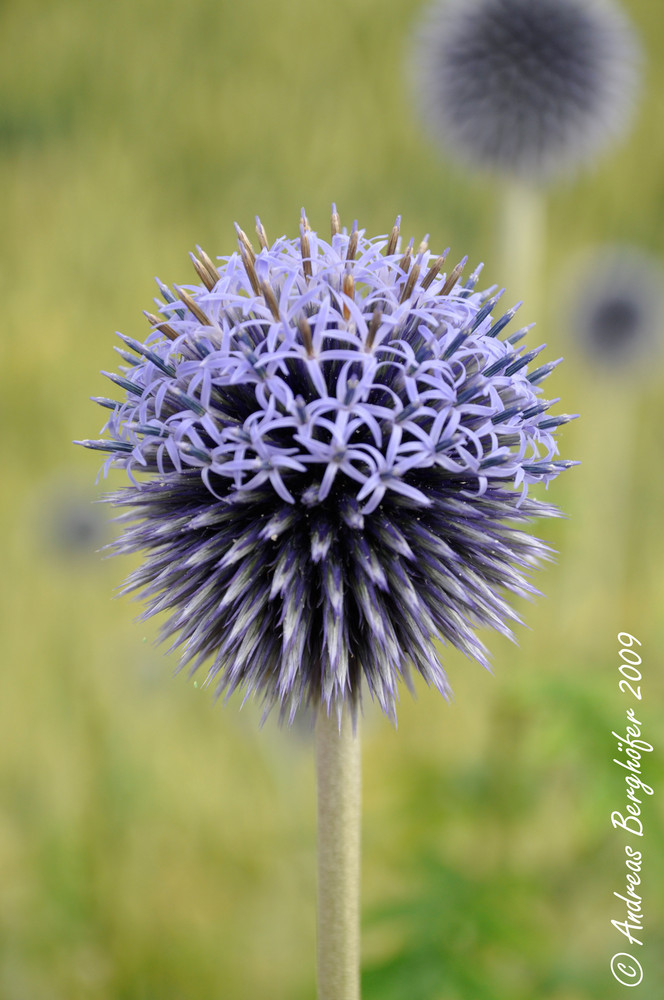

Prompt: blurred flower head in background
xmin=79 ymin=210 xmax=575 ymax=723
xmin=411 ymin=0 xmax=641 ymax=182
xmin=563 ymin=245 xmax=663 ymax=370
xmin=37 ymin=480 xmax=108 ymax=562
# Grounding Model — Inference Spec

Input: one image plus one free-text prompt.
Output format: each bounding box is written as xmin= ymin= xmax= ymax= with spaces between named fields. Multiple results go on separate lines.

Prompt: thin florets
xmin=79 ymin=210 xmax=575 ymax=722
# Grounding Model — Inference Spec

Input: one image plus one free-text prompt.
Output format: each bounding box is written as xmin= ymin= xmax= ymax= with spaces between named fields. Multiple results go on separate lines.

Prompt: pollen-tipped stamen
xmin=174 ymin=287 xmax=213 ymax=327
xmin=144 ymin=311 xmax=179 ymax=342
xmin=440 ymin=256 xmax=468 ymax=296
xmin=189 ymin=252 xmax=215 ymax=292
xmin=238 ymin=243 xmax=261 ymax=296
xmin=331 ymin=203 xmax=341 ymax=237
xmin=365 ymin=310 xmax=383 ymax=351
xmin=346 ymin=223 xmax=359 ymax=262
xmin=298 ymin=315 xmax=315 ymax=358
xmin=342 ymin=273 xmax=355 ymax=321
xmin=234 ymin=223 xmax=256 ymax=264
xmin=255 ymin=217 xmax=269 ymax=251
xmin=400 ymin=261 xmax=421 ymax=304
xmin=385 ymin=215 xmax=401 ymax=257
xmin=398 ymin=238 xmax=414 ymax=275
xmin=421 ymin=251 xmax=449 ymax=291
xmin=300 ymin=217 xmax=313 ymax=281
xmin=261 ymin=281 xmax=281 ymax=321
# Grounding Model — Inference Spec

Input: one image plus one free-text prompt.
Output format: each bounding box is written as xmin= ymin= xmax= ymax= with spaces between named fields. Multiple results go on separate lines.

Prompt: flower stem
xmin=500 ymin=181 xmax=546 ymax=328
xmin=315 ymin=705 xmax=361 ymax=1000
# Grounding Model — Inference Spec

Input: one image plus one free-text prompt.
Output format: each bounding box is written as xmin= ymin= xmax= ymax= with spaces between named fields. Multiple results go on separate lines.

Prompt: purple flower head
xmin=411 ymin=0 xmax=641 ymax=182
xmin=78 ymin=209 xmax=575 ymax=723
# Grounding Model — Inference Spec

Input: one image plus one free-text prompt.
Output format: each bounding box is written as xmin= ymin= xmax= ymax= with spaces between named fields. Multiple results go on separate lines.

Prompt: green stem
xmin=500 ymin=181 xmax=546 ymax=327
xmin=315 ymin=705 xmax=361 ymax=1000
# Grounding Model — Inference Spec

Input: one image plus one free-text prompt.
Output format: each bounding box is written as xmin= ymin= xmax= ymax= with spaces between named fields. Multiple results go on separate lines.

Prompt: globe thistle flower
xmin=411 ymin=0 xmax=641 ymax=182
xmin=564 ymin=246 xmax=663 ymax=370
xmin=78 ymin=209 xmax=575 ymax=723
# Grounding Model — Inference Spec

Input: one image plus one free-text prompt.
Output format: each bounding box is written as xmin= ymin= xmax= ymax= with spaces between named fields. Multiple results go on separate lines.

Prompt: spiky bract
xmin=412 ymin=0 xmax=641 ymax=182
xmin=79 ymin=211 xmax=574 ymax=722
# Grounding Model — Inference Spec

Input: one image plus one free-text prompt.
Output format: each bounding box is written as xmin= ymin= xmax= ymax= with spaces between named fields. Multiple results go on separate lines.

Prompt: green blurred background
xmin=1 ymin=0 xmax=663 ymax=997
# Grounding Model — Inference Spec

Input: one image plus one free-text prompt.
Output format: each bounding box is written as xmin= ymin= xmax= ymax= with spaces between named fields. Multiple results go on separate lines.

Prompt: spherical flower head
xmin=79 ymin=209 xmax=575 ymax=723
xmin=411 ymin=0 xmax=641 ymax=182
xmin=564 ymin=245 xmax=664 ymax=371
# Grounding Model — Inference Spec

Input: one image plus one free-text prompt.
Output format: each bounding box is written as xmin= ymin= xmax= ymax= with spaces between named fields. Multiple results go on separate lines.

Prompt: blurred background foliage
xmin=1 ymin=0 xmax=663 ymax=997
